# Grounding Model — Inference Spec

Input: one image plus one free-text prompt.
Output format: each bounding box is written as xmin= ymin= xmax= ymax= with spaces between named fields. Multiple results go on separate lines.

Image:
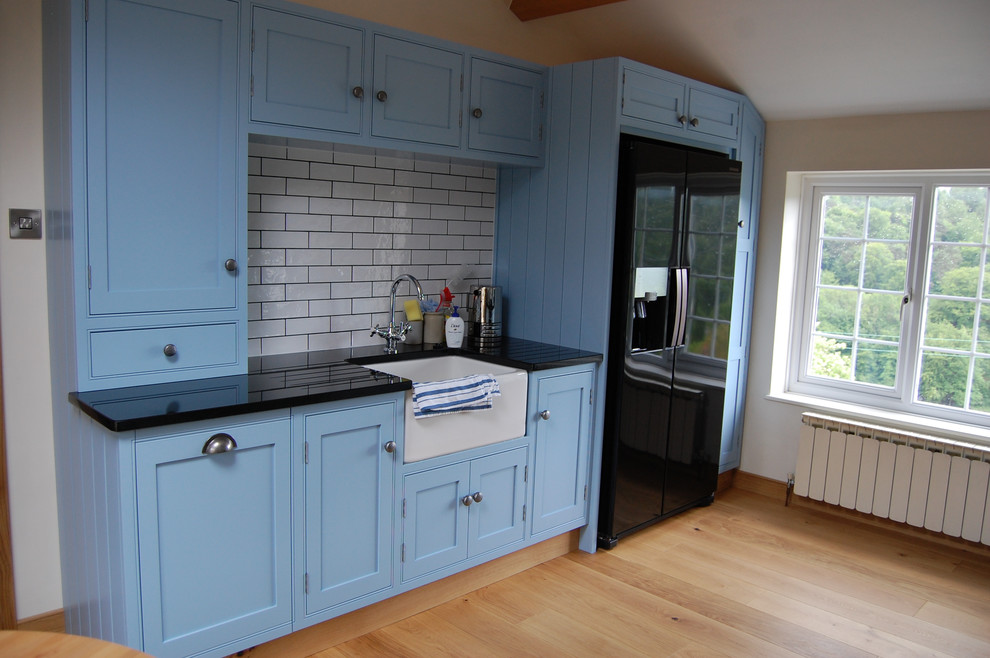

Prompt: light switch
xmin=9 ymin=208 xmax=42 ymax=239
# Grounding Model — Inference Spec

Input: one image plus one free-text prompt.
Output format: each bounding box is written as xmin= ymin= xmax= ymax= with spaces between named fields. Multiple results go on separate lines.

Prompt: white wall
xmin=0 ymin=0 xmax=62 ymax=620
xmin=740 ymin=110 xmax=990 ymax=483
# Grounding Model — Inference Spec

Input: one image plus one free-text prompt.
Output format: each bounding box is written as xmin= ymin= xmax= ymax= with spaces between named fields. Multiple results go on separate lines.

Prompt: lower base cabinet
xmin=295 ymin=397 xmax=400 ymax=625
xmin=134 ymin=415 xmax=292 ymax=658
xmin=80 ymin=365 xmax=596 ymax=657
xmin=402 ymin=446 xmax=527 ymax=582
xmin=530 ymin=366 xmax=595 ymax=537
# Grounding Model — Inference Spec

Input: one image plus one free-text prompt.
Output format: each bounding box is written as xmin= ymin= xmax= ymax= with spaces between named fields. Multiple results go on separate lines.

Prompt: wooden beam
xmin=509 ymin=0 xmax=626 ymax=22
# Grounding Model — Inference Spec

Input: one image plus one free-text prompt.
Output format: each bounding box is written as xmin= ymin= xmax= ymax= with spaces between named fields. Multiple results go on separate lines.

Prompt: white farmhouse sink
xmin=359 ymin=356 xmax=527 ymax=462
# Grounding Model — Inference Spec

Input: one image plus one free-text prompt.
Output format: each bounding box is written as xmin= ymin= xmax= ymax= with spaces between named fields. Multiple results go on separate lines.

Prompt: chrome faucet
xmin=371 ymin=274 xmax=426 ymax=353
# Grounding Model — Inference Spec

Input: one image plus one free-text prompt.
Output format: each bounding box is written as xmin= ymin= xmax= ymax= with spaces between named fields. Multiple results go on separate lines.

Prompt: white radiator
xmin=793 ymin=413 xmax=990 ymax=546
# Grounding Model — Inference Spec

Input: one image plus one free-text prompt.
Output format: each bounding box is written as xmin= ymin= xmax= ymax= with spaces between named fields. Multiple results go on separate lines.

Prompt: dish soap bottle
xmin=445 ymin=305 xmax=465 ymax=348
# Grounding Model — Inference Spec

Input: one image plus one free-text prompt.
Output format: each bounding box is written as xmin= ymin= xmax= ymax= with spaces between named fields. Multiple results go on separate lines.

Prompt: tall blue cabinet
xmin=494 ymin=59 xmax=765 ymax=552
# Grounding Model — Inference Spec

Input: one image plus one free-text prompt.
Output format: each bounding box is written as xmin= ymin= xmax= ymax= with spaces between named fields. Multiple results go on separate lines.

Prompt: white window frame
xmin=784 ymin=170 xmax=990 ymax=431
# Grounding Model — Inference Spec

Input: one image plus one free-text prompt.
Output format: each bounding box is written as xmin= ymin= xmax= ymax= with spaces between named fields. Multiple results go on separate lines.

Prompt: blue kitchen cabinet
xmin=622 ymin=64 xmax=741 ymax=145
xmin=250 ymin=6 xmax=365 ymax=134
xmin=86 ymin=0 xmax=241 ymax=315
xmin=719 ymin=97 xmax=765 ymax=471
xmin=134 ymin=414 xmax=292 ymax=658
xmin=467 ymin=58 xmax=546 ymax=158
xmin=79 ymin=0 xmax=247 ymax=389
xmin=530 ymin=365 xmax=595 ymax=537
xmin=402 ymin=447 xmax=527 ymax=582
xmin=294 ymin=396 xmax=400 ymax=626
xmin=371 ymin=34 xmax=463 ymax=147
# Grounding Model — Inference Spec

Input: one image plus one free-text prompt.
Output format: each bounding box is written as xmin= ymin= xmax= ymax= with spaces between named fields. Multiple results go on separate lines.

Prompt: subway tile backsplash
xmin=247 ymin=139 xmax=496 ymax=356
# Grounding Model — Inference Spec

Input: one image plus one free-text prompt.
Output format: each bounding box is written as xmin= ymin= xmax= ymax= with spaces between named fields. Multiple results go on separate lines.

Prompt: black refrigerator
xmin=597 ymin=134 xmax=742 ymax=549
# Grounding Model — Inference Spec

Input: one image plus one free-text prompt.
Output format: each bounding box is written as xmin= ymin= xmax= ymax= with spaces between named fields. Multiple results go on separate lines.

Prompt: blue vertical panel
xmin=136 ymin=417 xmax=291 ymax=658
xmin=558 ymin=62 xmax=598 ymax=348
xmin=579 ymin=59 xmax=621 ymax=355
xmin=303 ymin=403 xmax=395 ymax=617
xmin=523 ymin=161 xmax=551 ymax=341
xmin=539 ymin=65 xmax=573 ymax=347
xmin=251 ymin=7 xmax=365 ymax=133
xmin=469 ymin=448 xmax=527 ymax=555
xmin=372 ymin=35 xmax=462 ymax=146
xmin=86 ymin=0 xmax=239 ymax=315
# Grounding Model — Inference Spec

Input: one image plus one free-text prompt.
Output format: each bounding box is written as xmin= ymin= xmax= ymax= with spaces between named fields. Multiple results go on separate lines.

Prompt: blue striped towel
xmin=411 ymin=374 xmax=501 ymax=418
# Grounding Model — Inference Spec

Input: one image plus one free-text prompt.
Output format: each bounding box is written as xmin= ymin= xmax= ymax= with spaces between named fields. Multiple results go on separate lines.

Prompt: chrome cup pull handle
xmin=202 ymin=433 xmax=237 ymax=455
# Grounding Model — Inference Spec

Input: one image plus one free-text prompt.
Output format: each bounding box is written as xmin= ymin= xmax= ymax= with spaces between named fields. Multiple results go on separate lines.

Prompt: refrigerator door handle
xmin=672 ymin=268 xmax=689 ymax=348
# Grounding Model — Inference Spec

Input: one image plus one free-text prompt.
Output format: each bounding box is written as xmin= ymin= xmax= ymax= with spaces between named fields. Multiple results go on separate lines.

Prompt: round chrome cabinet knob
xmin=384 ymin=441 xmax=397 ymax=454
xmin=539 ymin=409 xmax=551 ymax=420
xmin=163 ymin=344 xmax=177 ymax=357
xmin=224 ymin=258 xmax=237 ymax=272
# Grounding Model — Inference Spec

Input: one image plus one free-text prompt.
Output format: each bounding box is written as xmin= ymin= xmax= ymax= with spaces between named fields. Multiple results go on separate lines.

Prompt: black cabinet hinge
xmin=402 ymin=498 xmax=406 ymax=518
xmin=250 ymin=29 xmax=255 ymax=53
xmin=250 ymin=74 xmax=254 ymax=98
xmin=304 ymin=441 xmax=309 ymax=464
xmin=583 ymin=485 xmax=588 ymax=501
xmin=305 ymin=573 xmax=309 ymax=594
xmin=401 ymin=543 xmax=405 ymax=562
xmin=524 ymin=465 xmax=528 ymax=483
xmin=522 ymin=504 xmax=526 ymax=522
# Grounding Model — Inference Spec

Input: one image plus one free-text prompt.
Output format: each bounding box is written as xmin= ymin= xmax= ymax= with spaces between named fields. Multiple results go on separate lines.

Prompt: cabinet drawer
xmin=89 ymin=323 xmax=238 ymax=379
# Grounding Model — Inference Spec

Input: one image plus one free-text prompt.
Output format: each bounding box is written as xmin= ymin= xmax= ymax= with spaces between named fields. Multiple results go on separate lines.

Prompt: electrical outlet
xmin=9 ymin=208 xmax=42 ymax=239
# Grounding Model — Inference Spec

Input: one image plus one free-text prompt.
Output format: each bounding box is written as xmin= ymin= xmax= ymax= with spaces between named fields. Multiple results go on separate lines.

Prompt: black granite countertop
xmin=70 ymin=337 xmax=601 ymax=432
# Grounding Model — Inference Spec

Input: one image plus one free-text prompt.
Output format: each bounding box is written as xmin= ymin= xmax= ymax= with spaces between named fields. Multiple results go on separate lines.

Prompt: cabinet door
xmin=402 ymin=462 xmax=470 ymax=581
xmin=468 ymin=59 xmax=544 ymax=158
xmin=251 ymin=7 xmax=365 ymax=133
xmin=135 ymin=417 xmax=291 ymax=658
xmin=302 ymin=403 xmax=396 ymax=615
xmin=621 ymin=67 xmax=687 ymax=131
xmin=686 ymin=87 xmax=741 ymax=141
xmin=372 ymin=35 xmax=463 ymax=147
xmin=469 ymin=448 xmax=527 ymax=555
xmin=531 ymin=369 xmax=594 ymax=536
xmin=86 ymin=0 xmax=239 ymax=315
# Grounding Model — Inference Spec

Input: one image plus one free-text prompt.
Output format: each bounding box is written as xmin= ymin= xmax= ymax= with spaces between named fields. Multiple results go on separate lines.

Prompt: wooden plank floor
xmin=267 ymin=488 xmax=990 ymax=657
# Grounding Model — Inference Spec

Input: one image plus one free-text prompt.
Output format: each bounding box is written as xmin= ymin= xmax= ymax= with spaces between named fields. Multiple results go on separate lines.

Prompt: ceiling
xmin=507 ymin=0 xmax=990 ymax=121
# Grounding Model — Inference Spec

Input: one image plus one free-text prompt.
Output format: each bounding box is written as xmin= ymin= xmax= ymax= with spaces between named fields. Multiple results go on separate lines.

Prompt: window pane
xmin=822 ymin=195 xmax=865 ymax=238
xmin=933 ymin=186 xmax=988 ymax=243
xmin=820 ymin=240 xmax=863 ymax=286
xmin=863 ymin=242 xmax=907 ymax=291
xmin=687 ymin=319 xmax=711 ymax=356
xmin=917 ymin=352 xmax=971 ymax=409
xmin=867 ymin=195 xmax=914 ymax=240
xmin=810 ymin=335 xmax=852 ymax=380
xmin=860 ymin=292 xmax=902 ymax=341
xmin=924 ymin=299 xmax=976 ymax=350
xmin=979 ymin=305 xmax=990 ymax=355
xmin=816 ymin=288 xmax=858 ymax=336
xmin=928 ymin=245 xmax=982 ymax=297
xmin=973 ymin=358 xmax=990 ymax=413
xmin=855 ymin=342 xmax=898 ymax=387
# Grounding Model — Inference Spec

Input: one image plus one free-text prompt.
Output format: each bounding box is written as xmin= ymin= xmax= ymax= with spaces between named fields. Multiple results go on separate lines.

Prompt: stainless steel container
xmin=468 ymin=285 xmax=502 ymax=347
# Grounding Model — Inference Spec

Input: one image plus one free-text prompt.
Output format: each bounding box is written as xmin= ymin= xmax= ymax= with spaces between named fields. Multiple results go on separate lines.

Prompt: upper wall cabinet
xmin=371 ymin=35 xmax=463 ymax=147
xmin=621 ymin=64 xmax=740 ymax=145
xmin=87 ymin=0 xmax=240 ymax=316
xmin=80 ymin=0 xmax=246 ymax=390
xmin=250 ymin=7 xmax=365 ymax=134
xmin=247 ymin=2 xmax=546 ymax=164
xmin=468 ymin=58 xmax=545 ymax=158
